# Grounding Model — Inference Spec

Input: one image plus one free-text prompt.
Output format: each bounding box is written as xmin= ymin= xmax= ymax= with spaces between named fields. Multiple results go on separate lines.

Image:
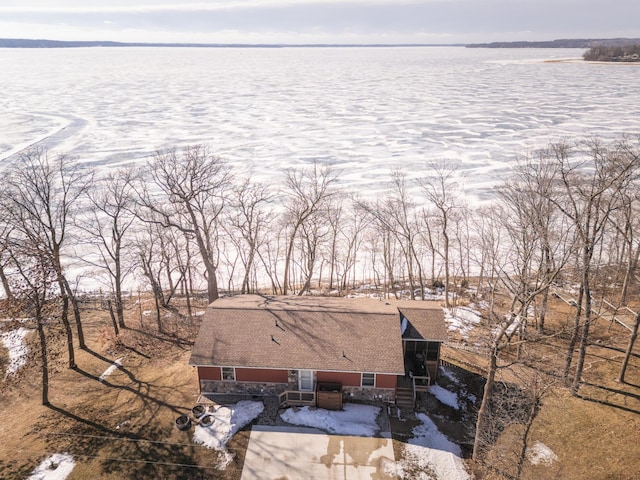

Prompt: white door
xmin=299 ymin=370 xmax=314 ymax=391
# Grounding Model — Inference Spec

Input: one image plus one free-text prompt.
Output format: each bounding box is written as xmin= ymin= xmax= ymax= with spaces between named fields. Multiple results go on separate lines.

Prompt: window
xmin=222 ymin=367 xmax=235 ymax=381
xmin=426 ymin=342 xmax=439 ymax=361
xmin=299 ymin=370 xmax=314 ymax=391
xmin=361 ymin=373 xmax=375 ymax=388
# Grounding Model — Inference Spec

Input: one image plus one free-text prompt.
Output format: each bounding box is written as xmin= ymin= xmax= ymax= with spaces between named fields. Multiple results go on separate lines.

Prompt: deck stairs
xmin=395 ymin=376 xmax=415 ymax=410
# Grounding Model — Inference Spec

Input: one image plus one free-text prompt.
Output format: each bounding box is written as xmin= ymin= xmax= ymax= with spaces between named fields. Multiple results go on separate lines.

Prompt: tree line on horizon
xmin=583 ymin=44 xmax=640 ymax=61
xmin=2 ymin=136 xmax=639 ymax=471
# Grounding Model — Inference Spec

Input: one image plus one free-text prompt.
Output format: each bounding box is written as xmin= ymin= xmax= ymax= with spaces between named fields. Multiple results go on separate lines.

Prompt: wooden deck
xmin=278 ymin=390 xmax=316 ymax=407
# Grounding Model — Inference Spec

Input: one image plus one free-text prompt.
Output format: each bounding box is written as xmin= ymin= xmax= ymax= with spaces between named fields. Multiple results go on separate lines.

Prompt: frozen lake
xmin=1 ymin=46 xmax=639 ymax=200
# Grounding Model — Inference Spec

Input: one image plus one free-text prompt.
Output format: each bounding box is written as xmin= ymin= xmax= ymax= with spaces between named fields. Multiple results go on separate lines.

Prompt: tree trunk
xmin=443 ymin=228 xmax=450 ymax=308
xmin=241 ymin=246 xmax=256 ymax=294
xmin=66 ymin=280 xmax=85 ymax=350
xmin=183 ymin=275 xmax=193 ymax=321
xmin=0 ymin=264 xmax=13 ymax=301
xmin=37 ymin=315 xmax=50 ymax=405
xmin=572 ymin=259 xmax=593 ymax=394
xmin=538 ymin=246 xmax=551 ymax=333
xmin=58 ymin=281 xmax=76 ymax=369
xmin=115 ymin=287 xmax=125 ymax=329
xmin=107 ymin=300 xmax=119 ymax=336
xmin=618 ymin=313 xmax=640 ymax=383
xmin=473 ymin=348 xmax=498 ymax=461
xmin=515 ymin=399 xmax=540 ymax=479
xmin=153 ymin=291 xmax=162 ymax=333
xmin=620 ymin=249 xmax=640 ymax=306
xmin=283 ymin=225 xmax=299 ymax=295
xmin=563 ymin=284 xmax=584 ymax=382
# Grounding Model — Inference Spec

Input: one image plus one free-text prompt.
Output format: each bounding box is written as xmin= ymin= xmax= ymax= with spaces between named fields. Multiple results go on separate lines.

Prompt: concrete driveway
xmin=241 ymin=426 xmax=397 ymax=480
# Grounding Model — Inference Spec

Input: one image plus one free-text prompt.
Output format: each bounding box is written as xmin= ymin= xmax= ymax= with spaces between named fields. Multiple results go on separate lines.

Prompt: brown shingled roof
xmin=189 ymin=295 xmax=406 ymax=375
xmin=398 ymin=306 xmax=449 ymax=342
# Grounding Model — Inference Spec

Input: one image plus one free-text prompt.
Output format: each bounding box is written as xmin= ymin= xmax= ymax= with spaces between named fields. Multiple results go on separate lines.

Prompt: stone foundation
xmin=200 ymin=380 xmax=396 ymax=405
xmin=342 ymin=386 xmax=395 ymax=404
xmin=201 ymin=380 xmax=287 ymax=396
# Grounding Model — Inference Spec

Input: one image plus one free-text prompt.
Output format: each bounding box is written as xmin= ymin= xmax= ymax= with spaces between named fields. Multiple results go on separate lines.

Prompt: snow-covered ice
xmin=98 ymin=357 xmax=124 ymax=382
xmin=27 ymin=453 xmax=75 ymax=480
xmin=193 ymin=400 xmax=264 ymax=469
xmin=280 ymin=403 xmax=381 ymax=436
xmin=527 ymin=440 xmax=558 ymax=466
xmin=393 ymin=413 xmax=471 ymax=480
xmin=1 ymin=327 xmax=30 ymax=377
xmin=2 ymin=47 xmax=637 ymax=204
xmin=430 ymin=385 xmax=461 ymax=410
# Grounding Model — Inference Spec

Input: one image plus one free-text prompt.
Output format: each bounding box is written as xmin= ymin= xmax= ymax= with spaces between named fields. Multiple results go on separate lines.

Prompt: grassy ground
xmin=1 ymin=293 xmax=640 ymax=479
xmin=0 ymin=302 xmax=245 ymax=480
xmin=437 ymin=294 xmax=640 ymax=480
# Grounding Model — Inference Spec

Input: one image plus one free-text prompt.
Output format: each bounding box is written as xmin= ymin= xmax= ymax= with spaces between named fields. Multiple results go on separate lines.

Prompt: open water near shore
xmin=1 ymin=46 xmax=639 ymax=200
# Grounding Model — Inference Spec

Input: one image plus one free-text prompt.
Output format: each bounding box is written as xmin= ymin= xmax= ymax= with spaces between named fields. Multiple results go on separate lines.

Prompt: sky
xmin=0 ymin=0 xmax=639 ymax=45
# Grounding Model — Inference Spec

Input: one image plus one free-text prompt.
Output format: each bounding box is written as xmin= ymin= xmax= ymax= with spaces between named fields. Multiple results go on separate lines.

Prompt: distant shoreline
xmin=1 ymin=37 xmax=639 ymax=49
xmin=2 ymin=37 xmax=639 ymax=50
xmin=0 ymin=38 xmax=464 ymax=48
xmin=466 ymin=38 xmax=640 ymax=49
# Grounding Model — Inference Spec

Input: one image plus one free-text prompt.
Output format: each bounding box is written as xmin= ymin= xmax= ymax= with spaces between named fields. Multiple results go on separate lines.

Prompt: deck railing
xmin=278 ymin=390 xmax=316 ymax=407
xmin=413 ymin=374 xmax=431 ymax=393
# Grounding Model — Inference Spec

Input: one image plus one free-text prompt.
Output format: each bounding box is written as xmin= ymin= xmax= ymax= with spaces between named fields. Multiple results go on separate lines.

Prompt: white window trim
xmin=299 ymin=369 xmax=314 ymax=391
xmin=361 ymin=372 xmax=375 ymax=388
xmin=222 ymin=367 xmax=236 ymax=381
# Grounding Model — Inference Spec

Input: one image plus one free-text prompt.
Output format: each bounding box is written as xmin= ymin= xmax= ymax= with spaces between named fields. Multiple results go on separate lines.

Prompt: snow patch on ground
xmin=495 ymin=313 xmax=525 ymax=338
xmin=444 ymin=306 xmax=482 ymax=336
xmin=98 ymin=357 xmax=124 ymax=382
xmin=1 ymin=327 xmax=30 ymax=377
xmin=280 ymin=403 xmax=381 ymax=436
xmin=439 ymin=366 xmax=460 ymax=385
xmin=527 ymin=441 xmax=558 ymax=466
xmin=430 ymin=385 xmax=461 ymax=410
xmin=193 ymin=400 xmax=264 ymax=469
xmin=392 ymin=413 xmax=471 ymax=480
xmin=27 ymin=453 xmax=75 ymax=480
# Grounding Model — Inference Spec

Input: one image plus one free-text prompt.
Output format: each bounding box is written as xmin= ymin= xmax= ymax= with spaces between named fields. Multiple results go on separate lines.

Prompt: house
xmin=189 ymin=294 xmax=448 ymax=407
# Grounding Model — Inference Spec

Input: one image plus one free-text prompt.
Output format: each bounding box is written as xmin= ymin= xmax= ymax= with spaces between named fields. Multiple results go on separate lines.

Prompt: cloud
xmin=0 ymin=0 xmax=638 ymax=44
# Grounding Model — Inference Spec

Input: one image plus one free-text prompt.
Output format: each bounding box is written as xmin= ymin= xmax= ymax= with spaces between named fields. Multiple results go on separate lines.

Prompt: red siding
xmin=375 ymin=374 xmax=397 ymax=389
xmin=198 ymin=366 xmax=221 ymax=381
xmin=316 ymin=371 xmax=362 ymax=387
xmin=235 ymin=368 xmax=288 ymax=383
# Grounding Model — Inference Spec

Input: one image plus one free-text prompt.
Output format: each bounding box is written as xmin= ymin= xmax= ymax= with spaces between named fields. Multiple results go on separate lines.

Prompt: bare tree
xmin=508 ymin=153 xmax=566 ymax=332
xmin=0 ymin=220 xmax=15 ymax=301
xmin=607 ymin=182 xmax=640 ymax=306
xmin=359 ymin=204 xmax=404 ymax=299
xmin=281 ymin=162 xmax=338 ymax=295
xmin=257 ymin=231 xmax=285 ymax=295
xmin=2 ymin=149 xmax=91 ymax=366
xmin=296 ymin=208 xmax=331 ymax=295
xmin=359 ymin=172 xmax=426 ymax=300
xmin=329 ymin=198 xmax=368 ymax=293
xmin=135 ymin=145 xmax=231 ymax=303
xmin=476 ymin=368 xmax=557 ymax=479
xmin=618 ymin=313 xmax=640 ymax=383
xmin=419 ymin=161 xmax=463 ymax=307
xmin=80 ymin=167 xmax=137 ymax=329
xmin=473 ymin=164 xmax=573 ymax=461
xmin=469 ymin=207 xmax=503 ymax=300
xmin=5 ymin=236 xmax=58 ymax=405
xmin=135 ymin=223 xmax=169 ymax=331
xmin=225 ymin=177 xmax=274 ymax=294
xmin=549 ymin=139 xmax=639 ymax=392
